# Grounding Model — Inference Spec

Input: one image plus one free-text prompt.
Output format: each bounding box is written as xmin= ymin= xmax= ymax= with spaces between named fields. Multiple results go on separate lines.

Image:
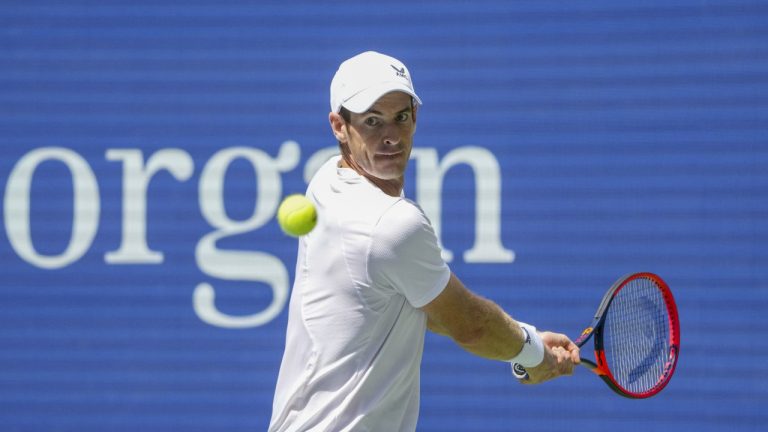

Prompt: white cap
xmin=330 ymin=51 xmax=422 ymax=114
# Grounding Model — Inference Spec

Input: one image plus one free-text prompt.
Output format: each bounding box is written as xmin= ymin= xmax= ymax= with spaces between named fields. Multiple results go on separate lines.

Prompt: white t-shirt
xmin=269 ymin=156 xmax=451 ymax=432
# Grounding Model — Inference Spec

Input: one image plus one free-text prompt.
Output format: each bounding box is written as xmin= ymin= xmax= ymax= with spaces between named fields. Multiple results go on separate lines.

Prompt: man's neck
xmin=339 ymin=155 xmax=403 ymax=197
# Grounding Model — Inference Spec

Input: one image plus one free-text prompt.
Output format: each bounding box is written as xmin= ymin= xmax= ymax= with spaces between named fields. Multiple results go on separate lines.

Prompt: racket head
xmin=590 ymin=272 xmax=680 ymax=399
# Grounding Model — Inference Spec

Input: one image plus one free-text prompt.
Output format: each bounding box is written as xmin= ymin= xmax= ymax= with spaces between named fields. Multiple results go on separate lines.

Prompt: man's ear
xmin=329 ymin=112 xmax=347 ymax=142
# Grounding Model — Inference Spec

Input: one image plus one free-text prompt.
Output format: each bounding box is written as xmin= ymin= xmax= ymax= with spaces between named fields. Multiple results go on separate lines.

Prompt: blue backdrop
xmin=1 ymin=1 xmax=766 ymax=431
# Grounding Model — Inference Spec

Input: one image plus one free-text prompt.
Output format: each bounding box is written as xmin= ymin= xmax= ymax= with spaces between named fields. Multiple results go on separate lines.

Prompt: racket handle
xmin=511 ymin=363 xmax=530 ymax=381
xmin=579 ymin=358 xmax=601 ymax=374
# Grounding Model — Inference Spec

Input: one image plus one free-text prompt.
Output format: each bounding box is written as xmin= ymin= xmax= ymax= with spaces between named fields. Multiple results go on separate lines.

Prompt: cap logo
xmin=390 ymin=64 xmax=406 ymax=78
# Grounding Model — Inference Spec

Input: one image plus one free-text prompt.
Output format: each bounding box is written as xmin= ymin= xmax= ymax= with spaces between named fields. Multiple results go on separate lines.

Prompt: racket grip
xmin=511 ymin=363 xmax=530 ymax=381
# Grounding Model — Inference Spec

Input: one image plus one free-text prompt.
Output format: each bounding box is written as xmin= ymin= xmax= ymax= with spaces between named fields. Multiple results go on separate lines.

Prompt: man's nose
xmin=382 ymin=124 xmax=401 ymax=145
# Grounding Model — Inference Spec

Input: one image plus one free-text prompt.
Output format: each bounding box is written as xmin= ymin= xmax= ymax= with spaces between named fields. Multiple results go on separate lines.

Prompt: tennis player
xmin=269 ymin=51 xmax=579 ymax=432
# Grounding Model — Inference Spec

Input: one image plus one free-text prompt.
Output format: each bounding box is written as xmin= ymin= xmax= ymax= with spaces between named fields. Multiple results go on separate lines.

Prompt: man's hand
xmin=519 ymin=331 xmax=580 ymax=384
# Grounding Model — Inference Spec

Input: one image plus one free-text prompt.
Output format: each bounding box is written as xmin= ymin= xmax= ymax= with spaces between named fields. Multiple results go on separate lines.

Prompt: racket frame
xmin=579 ymin=272 xmax=680 ymax=399
xmin=513 ymin=272 xmax=680 ymax=399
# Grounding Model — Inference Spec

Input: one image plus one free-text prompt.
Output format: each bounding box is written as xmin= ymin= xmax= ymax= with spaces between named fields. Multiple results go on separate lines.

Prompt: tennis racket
xmin=513 ymin=272 xmax=680 ymax=399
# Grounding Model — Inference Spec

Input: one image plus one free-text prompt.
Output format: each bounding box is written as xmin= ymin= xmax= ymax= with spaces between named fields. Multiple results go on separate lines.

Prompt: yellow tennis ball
xmin=277 ymin=194 xmax=317 ymax=237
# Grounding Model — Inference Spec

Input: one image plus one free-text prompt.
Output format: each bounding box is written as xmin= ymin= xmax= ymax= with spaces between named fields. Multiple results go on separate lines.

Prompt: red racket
xmin=513 ymin=272 xmax=680 ymax=399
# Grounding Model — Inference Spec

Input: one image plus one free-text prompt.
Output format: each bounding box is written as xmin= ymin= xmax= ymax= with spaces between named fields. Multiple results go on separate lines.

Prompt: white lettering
xmin=105 ymin=149 xmax=194 ymax=264
xmin=4 ymin=147 xmax=100 ymax=269
xmin=1 ymin=142 xmax=512 ymax=328
xmin=411 ymin=147 xmax=514 ymax=263
xmin=193 ymin=141 xmax=300 ymax=328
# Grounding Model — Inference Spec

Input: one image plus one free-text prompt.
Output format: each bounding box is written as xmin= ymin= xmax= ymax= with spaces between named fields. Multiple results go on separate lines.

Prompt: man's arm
xmin=421 ymin=272 xmax=579 ymax=383
xmin=422 ymin=273 xmax=525 ymax=360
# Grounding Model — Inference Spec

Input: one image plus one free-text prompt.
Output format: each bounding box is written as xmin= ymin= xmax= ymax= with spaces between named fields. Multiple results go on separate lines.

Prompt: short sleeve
xmin=368 ymin=200 xmax=451 ymax=308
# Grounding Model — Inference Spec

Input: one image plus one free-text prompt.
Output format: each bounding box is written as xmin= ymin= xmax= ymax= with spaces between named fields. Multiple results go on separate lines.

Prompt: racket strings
xmin=603 ymin=277 xmax=670 ymax=394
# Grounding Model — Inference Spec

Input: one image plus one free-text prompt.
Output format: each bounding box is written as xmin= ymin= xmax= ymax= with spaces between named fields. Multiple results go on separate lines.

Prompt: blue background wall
xmin=1 ymin=1 xmax=766 ymax=430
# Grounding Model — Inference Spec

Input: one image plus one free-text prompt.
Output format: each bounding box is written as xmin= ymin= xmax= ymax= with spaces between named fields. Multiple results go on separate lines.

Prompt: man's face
xmin=337 ymin=91 xmax=417 ymax=181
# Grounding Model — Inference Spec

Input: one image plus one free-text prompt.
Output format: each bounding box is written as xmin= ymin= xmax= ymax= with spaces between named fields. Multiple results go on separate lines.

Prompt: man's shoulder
xmin=379 ymin=198 xmax=425 ymax=226
xmin=372 ymin=198 xmax=434 ymax=248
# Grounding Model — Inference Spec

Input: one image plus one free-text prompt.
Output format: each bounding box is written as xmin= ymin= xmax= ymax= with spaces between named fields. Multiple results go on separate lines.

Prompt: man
xmin=269 ymin=51 xmax=579 ymax=432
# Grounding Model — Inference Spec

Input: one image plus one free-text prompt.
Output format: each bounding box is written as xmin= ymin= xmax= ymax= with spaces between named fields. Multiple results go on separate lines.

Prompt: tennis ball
xmin=277 ymin=194 xmax=317 ymax=237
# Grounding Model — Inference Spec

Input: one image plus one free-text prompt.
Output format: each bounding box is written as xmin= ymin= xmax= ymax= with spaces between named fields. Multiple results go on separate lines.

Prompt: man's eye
xmin=364 ymin=117 xmax=380 ymax=127
xmin=395 ymin=113 xmax=410 ymax=122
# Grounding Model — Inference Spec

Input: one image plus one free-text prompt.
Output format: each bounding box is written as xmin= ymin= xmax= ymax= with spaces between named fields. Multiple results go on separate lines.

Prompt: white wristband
xmin=507 ymin=322 xmax=545 ymax=368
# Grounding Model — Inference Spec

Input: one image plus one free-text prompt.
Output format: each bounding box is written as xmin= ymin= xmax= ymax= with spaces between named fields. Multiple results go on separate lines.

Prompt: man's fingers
xmin=571 ymin=348 xmax=581 ymax=363
xmin=518 ymin=332 xmax=582 ymax=384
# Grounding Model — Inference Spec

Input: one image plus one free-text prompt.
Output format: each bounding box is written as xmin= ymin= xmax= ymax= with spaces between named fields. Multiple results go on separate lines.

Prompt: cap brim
xmin=341 ymin=82 xmax=422 ymax=114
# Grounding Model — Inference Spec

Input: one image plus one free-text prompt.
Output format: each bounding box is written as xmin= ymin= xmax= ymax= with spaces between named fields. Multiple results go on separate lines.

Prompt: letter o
xmin=4 ymin=147 xmax=100 ymax=269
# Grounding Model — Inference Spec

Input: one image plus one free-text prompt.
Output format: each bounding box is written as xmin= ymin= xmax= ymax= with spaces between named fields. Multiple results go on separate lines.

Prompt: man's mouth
xmin=376 ymin=151 xmax=403 ymax=159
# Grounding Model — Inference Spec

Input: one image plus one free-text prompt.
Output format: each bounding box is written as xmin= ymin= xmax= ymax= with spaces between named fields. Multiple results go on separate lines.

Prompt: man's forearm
xmin=423 ymin=273 xmax=529 ymax=361
xmin=451 ymin=296 xmax=527 ymax=361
